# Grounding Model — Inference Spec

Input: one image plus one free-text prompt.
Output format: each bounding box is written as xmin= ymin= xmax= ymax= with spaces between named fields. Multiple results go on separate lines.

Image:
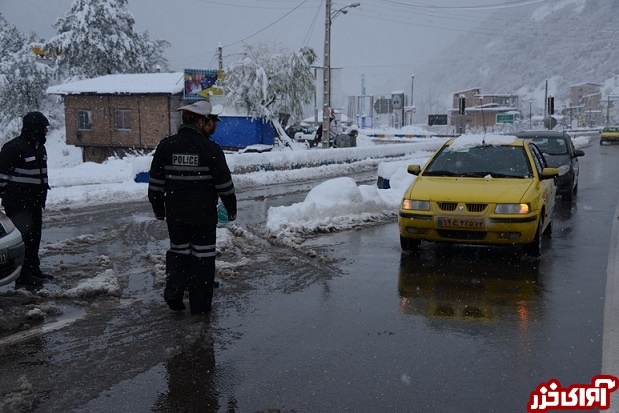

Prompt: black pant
xmin=4 ymin=206 xmax=42 ymax=277
xmin=165 ymin=222 xmax=217 ymax=314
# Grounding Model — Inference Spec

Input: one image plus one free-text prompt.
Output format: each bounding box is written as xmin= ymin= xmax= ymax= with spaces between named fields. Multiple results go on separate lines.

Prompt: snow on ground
xmin=41 ymin=126 xmax=592 ymax=240
xmin=43 ymin=126 xmax=447 ymax=211
xmin=2 ymin=127 xmax=592 ymax=299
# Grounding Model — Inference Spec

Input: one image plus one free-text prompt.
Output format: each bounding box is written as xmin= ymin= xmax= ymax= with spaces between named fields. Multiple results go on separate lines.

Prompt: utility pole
xmin=217 ymin=44 xmax=223 ymax=71
xmin=544 ymin=80 xmax=548 ymax=118
xmin=313 ymin=66 xmax=319 ymax=124
xmin=322 ymin=0 xmax=332 ymax=149
xmin=321 ymin=1 xmax=360 ymax=149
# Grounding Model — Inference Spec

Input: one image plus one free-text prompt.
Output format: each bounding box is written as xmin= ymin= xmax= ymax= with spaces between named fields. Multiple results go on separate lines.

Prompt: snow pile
xmin=56 ymin=269 xmax=120 ymax=298
xmin=25 ymin=308 xmax=45 ymax=321
xmin=266 ymin=177 xmax=400 ymax=238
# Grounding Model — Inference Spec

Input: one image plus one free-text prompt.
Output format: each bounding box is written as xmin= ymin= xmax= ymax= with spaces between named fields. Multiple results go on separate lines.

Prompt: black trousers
xmin=4 ymin=206 xmax=42 ymax=277
xmin=165 ymin=222 xmax=217 ymax=314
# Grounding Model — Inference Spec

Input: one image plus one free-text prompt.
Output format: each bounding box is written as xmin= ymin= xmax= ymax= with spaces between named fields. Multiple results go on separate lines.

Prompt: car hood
xmin=408 ymin=177 xmax=535 ymax=203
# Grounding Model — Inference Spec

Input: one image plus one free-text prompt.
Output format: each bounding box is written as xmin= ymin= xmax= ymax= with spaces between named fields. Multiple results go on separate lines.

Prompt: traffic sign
xmin=496 ymin=114 xmax=515 ymax=124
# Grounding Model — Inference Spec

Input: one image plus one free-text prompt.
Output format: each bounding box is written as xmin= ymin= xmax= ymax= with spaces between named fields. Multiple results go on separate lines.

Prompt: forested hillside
xmin=415 ymin=0 xmax=618 ymax=118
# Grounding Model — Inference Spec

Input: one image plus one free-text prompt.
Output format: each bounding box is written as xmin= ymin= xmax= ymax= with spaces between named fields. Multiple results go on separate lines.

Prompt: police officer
xmin=148 ymin=100 xmax=236 ymax=315
xmin=0 ymin=111 xmax=52 ymax=287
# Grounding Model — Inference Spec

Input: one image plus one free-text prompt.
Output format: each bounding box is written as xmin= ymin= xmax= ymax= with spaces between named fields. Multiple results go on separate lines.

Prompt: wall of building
xmin=63 ymin=94 xmax=173 ymax=161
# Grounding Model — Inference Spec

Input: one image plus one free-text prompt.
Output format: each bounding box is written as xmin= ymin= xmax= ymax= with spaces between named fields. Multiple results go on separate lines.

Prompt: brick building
xmin=47 ymin=72 xmax=185 ymax=162
xmin=568 ymin=83 xmax=603 ymax=127
xmin=450 ymin=88 xmax=520 ymax=131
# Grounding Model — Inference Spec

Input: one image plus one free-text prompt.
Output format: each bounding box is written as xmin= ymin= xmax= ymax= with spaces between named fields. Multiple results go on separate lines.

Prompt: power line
xmin=376 ymin=0 xmax=549 ymax=11
xmin=302 ymin=0 xmax=323 ymax=48
xmin=222 ymin=0 xmax=310 ymax=48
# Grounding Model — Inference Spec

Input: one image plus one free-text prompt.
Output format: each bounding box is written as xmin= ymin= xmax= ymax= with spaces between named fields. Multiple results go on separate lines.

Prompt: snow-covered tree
xmin=46 ymin=0 xmax=169 ymax=79
xmin=221 ymin=43 xmax=317 ymax=146
xmin=0 ymin=44 xmax=53 ymax=139
xmin=0 ymin=13 xmax=27 ymax=55
xmin=0 ymin=15 xmax=54 ymax=141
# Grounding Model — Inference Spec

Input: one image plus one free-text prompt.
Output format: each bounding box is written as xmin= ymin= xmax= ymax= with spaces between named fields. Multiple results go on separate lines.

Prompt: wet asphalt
xmin=2 ymin=135 xmax=619 ymax=412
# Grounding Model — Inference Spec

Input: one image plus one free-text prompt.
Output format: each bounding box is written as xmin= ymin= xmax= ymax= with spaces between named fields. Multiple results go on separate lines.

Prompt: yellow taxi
xmin=600 ymin=126 xmax=619 ymax=144
xmin=398 ymin=135 xmax=558 ymax=256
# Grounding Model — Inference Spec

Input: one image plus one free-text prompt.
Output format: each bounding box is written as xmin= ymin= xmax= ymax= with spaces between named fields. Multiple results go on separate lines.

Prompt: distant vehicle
xmin=398 ymin=135 xmax=558 ymax=257
xmin=515 ymin=131 xmax=584 ymax=202
xmin=285 ymin=124 xmax=318 ymax=146
xmin=600 ymin=126 xmax=619 ymax=145
xmin=0 ymin=211 xmax=25 ymax=287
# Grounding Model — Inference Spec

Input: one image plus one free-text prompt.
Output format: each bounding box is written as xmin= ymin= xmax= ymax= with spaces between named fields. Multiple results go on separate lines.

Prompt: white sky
xmin=1 ymin=0 xmax=524 ymax=97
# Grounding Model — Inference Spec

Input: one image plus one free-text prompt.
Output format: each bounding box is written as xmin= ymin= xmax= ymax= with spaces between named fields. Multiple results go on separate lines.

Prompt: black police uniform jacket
xmin=148 ymin=124 xmax=236 ymax=225
xmin=0 ymin=134 xmax=49 ymax=210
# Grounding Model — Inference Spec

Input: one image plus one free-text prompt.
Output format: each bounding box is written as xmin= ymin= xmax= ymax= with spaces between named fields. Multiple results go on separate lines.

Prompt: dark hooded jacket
xmin=0 ymin=112 xmax=50 ymax=210
xmin=148 ymin=124 xmax=236 ymax=225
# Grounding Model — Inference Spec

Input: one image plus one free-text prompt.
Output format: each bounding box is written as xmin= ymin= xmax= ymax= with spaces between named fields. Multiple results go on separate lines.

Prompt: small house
xmin=47 ymin=72 xmax=275 ymax=162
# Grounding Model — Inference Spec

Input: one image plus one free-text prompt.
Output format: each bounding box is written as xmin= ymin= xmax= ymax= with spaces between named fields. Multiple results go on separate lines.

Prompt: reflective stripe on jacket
xmin=0 ymin=135 xmax=49 ymax=210
xmin=148 ymin=124 xmax=236 ymax=224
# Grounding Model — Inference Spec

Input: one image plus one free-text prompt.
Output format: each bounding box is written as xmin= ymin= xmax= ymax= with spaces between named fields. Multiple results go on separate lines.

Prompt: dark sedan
xmin=515 ymin=131 xmax=584 ymax=202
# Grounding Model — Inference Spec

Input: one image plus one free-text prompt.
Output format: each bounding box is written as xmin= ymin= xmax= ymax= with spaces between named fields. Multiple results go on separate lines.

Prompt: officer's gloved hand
xmin=228 ymin=213 xmax=237 ymax=222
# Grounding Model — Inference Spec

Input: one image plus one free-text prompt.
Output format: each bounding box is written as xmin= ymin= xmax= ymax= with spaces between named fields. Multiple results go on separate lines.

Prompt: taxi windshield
xmin=423 ymin=145 xmax=533 ymax=178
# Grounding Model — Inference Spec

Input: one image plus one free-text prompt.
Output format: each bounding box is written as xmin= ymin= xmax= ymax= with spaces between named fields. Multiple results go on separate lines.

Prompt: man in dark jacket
xmin=148 ymin=100 xmax=237 ymax=314
xmin=0 ymin=111 xmax=52 ymax=287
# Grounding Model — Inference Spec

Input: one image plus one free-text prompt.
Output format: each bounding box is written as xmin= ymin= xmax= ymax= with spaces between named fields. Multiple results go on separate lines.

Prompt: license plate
xmin=437 ymin=217 xmax=485 ymax=229
xmin=0 ymin=250 xmax=7 ymax=264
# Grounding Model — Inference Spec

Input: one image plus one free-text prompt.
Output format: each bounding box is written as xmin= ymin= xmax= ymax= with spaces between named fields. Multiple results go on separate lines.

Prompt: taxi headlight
xmin=495 ymin=203 xmax=530 ymax=214
xmin=402 ymin=199 xmax=430 ymax=211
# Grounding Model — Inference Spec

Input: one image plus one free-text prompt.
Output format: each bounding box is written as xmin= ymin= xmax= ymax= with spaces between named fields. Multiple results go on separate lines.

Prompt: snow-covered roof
xmin=46 ymin=72 xmax=185 ymax=95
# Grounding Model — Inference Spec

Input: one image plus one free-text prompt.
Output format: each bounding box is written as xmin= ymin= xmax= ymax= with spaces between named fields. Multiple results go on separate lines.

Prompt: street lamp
xmin=322 ymin=1 xmax=360 ymax=149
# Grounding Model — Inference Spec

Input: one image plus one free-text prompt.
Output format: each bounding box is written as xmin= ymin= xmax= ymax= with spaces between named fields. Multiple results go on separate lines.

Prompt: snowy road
xmin=1 ymin=136 xmax=618 ymax=412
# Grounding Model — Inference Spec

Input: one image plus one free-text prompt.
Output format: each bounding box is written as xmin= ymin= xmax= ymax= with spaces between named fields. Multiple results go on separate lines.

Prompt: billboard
xmin=183 ymin=69 xmax=224 ymax=100
xmin=428 ymin=114 xmax=448 ymax=126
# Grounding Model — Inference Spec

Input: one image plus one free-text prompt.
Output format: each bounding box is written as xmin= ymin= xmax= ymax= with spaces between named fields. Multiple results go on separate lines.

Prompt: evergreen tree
xmin=0 ymin=15 xmax=53 ymax=141
xmin=0 ymin=45 xmax=52 ymax=114
xmin=0 ymin=13 xmax=27 ymax=55
xmin=222 ymin=43 xmax=316 ymax=146
xmin=46 ymin=0 xmax=169 ymax=78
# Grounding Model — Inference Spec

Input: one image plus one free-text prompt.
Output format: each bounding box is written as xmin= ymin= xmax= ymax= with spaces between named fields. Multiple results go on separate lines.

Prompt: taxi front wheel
xmin=400 ymin=235 xmax=420 ymax=251
xmin=524 ymin=216 xmax=543 ymax=257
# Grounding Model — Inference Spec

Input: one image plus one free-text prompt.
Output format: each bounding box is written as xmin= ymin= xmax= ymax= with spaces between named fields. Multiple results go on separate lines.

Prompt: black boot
xmin=15 ymin=273 xmax=45 ymax=287
xmin=164 ymin=251 xmax=190 ymax=311
xmin=188 ymin=256 xmax=216 ymax=315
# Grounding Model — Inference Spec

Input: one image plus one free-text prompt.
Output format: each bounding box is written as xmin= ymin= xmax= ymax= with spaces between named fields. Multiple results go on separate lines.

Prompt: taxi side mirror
xmin=541 ymin=167 xmax=559 ymax=180
xmin=407 ymin=165 xmax=421 ymax=175
xmin=574 ymin=149 xmax=585 ymax=157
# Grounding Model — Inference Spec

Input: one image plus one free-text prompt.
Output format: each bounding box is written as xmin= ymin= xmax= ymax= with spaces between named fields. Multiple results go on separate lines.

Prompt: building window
xmin=114 ymin=109 xmax=132 ymax=131
xmin=77 ymin=110 xmax=92 ymax=130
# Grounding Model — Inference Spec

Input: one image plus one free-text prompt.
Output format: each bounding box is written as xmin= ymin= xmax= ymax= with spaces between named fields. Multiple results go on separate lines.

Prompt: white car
xmin=0 ymin=212 xmax=25 ymax=287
